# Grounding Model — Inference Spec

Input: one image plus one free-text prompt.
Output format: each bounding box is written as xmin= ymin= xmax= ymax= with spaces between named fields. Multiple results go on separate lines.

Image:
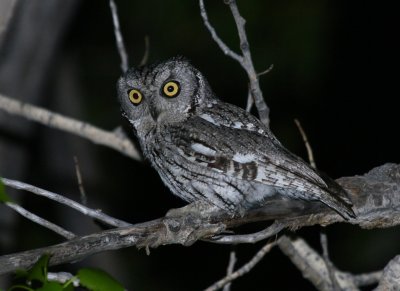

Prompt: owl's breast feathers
xmin=152 ymin=101 xmax=355 ymax=218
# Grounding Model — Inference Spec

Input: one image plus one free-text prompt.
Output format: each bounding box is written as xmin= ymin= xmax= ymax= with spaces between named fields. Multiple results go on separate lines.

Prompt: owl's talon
xmin=166 ymin=201 xmax=219 ymax=219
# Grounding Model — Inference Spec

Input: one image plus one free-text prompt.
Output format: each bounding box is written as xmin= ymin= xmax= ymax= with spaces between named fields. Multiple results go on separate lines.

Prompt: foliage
xmin=6 ymin=255 xmax=124 ymax=291
xmin=0 ymin=178 xmax=11 ymax=203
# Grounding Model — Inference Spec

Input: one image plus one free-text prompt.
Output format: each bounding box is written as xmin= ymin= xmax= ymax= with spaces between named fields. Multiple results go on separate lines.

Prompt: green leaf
xmin=36 ymin=281 xmax=63 ymax=291
xmin=0 ymin=178 xmax=12 ymax=203
xmin=62 ymin=283 xmax=74 ymax=291
xmin=27 ymin=254 xmax=50 ymax=283
xmin=77 ymin=268 xmax=124 ymax=291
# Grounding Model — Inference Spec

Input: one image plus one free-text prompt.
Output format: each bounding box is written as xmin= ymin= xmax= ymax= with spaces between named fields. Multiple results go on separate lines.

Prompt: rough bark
xmin=0 ymin=163 xmax=398 ymax=275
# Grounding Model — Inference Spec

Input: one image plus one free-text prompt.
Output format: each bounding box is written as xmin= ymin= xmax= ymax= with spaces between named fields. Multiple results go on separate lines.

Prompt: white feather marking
xmin=191 ymin=143 xmax=217 ymax=157
xmin=232 ymin=153 xmax=255 ymax=163
xmin=199 ymin=114 xmax=219 ymax=126
xmin=233 ymin=121 xmax=244 ymax=128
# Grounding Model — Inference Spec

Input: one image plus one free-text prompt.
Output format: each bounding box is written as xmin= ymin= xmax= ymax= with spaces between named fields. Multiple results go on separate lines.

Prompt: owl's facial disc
xmin=148 ymin=80 xmax=182 ymax=121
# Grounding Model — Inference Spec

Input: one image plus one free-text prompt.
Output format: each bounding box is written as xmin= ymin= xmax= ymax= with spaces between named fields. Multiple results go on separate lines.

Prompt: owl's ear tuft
xmin=171 ymin=55 xmax=190 ymax=63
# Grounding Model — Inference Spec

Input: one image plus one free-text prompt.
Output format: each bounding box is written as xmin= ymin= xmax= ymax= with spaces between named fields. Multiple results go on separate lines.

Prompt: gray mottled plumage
xmin=117 ymin=57 xmax=355 ymax=218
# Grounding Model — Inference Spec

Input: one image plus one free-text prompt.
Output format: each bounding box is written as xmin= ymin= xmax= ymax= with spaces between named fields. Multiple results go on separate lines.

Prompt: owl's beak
xmin=149 ymin=103 xmax=160 ymax=121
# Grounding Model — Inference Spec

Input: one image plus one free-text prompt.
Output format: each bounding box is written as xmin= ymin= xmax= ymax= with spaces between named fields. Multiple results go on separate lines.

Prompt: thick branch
xmin=278 ymin=236 xmax=382 ymax=290
xmin=0 ymin=93 xmax=141 ymax=161
xmin=0 ymin=163 xmax=399 ymax=275
xmin=375 ymin=255 xmax=400 ymax=290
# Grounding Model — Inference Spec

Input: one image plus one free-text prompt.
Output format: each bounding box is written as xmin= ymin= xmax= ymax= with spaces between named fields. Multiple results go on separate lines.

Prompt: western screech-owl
xmin=117 ymin=57 xmax=354 ymax=218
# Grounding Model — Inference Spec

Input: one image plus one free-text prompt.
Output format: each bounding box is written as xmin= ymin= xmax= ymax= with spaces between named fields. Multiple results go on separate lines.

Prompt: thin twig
xmin=245 ymin=88 xmax=253 ymax=112
xmin=204 ymin=241 xmax=276 ymax=291
xmin=320 ymin=232 xmax=341 ymax=290
xmin=209 ymin=221 xmax=285 ymax=244
xmin=0 ymin=94 xmax=141 ymax=161
xmin=222 ymin=250 xmax=237 ymax=291
xmin=139 ymin=35 xmax=150 ymax=67
xmin=5 ymin=202 xmax=75 ymax=239
xmin=352 ymin=271 xmax=382 ymax=287
xmin=2 ymin=178 xmax=131 ymax=227
xmin=225 ymin=0 xmax=270 ymax=126
xmin=109 ymin=0 xmax=129 ymax=73
xmin=73 ymin=156 xmax=87 ymax=205
xmin=257 ymin=64 xmax=274 ymax=77
xmin=199 ymin=0 xmax=270 ymax=126
xmin=294 ymin=118 xmax=316 ymax=169
xmin=199 ymin=0 xmax=242 ymax=63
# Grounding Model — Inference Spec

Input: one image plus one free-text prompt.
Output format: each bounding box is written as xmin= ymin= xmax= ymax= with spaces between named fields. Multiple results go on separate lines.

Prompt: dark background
xmin=0 ymin=0 xmax=399 ymax=290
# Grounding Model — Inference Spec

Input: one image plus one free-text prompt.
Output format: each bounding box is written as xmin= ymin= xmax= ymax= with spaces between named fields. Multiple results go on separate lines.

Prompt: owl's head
xmin=117 ymin=57 xmax=213 ymax=133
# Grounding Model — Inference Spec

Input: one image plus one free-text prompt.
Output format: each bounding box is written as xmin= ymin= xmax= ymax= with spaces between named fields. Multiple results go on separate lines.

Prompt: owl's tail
xmin=318 ymin=171 xmax=356 ymax=219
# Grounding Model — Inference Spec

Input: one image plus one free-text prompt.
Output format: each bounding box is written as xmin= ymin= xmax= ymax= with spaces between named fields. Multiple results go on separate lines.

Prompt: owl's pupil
xmin=133 ymin=93 xmax=139 ymax=99
xmin=167 ymin=86 xmax=174 ymax=92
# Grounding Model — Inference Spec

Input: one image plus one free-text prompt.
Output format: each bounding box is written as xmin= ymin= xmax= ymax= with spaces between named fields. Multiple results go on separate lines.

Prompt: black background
xmin=1 ymin=0 xmax=399 ymax=290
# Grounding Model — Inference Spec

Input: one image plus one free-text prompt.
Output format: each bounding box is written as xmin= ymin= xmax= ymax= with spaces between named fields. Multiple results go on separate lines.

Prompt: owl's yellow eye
xmin=128 ymin=89 xmax=143 ymax=105
xmin=162 ymin=81 xmax=180 ymax=98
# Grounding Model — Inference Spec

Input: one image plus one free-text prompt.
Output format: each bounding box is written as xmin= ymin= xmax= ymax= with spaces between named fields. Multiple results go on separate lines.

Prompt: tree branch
xmin=375 ymin=255 xmax=400 ymax=290
xmin=2 ymin=177 xmax=132 ymax=228
xmin=204 ymin=241 xmax=276 ymax=291
xmin=5 ymin=202 xmax=75 ymax=239
xmin=109 ymin=0 xmax=129 ymax=73
xmin=0 ymin=93 xmax=141 ymax=161
xmin=222 ymin=250 xmax=236 ymax=291
xmin=0 ymin=163 xmax=398 ymax=275
xmin=199 ymin=0 xmax=270 ymax=126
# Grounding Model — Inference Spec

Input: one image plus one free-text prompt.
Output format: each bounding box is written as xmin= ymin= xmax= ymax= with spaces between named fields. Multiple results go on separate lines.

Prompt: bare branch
xmin=109 ymin=0 xmax=129 ymax=73
xmin=257 ymin=64 xmax=274 ymax=77
xmin=0 ymin=163 xmax=399 ymax=275
xmin=2 ymin=177 xmax=131 ymax=228
xmin=74 ymin=156 xmax=87 ymax=205
xmin=352 ymin=271 xmax=382 ymax=287
xmin=139 ymin=35 xmax=150 ymax=67
xmin=245 ymin=88 xmax=253 ymax=112
xmin=0 ymin=94 xmax=141 ymax=161
xmin=5 ymin=202 xmax=75 ymax=239
xmin=199 ymin=0 xmax=270 ymax=126
xmin=320 ymin=233 xmax=341 ymax=290
xmin=209 ymin=220 xmax=285 ymax=244
xmin=294 ymin=118 xmax=316 ymax=169
xmin=222 ymin=250 xmax=237 ymax=291
xmin=225 ymin=0 xmax=270 ymax=126
xmin=199 ymin=0 xmax=242 ymax=63
xmin=204 ymin=241 xmax=276 ymax=291
xmin=278 ymin=235 xmax=359 ymax=291
xmin=375 ymin=255 xmax=400 ymax=290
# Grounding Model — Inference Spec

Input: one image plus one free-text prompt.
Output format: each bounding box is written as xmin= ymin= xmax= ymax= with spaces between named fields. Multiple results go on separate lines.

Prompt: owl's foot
xmin=166 ymin=201 xmax=220 ymax=219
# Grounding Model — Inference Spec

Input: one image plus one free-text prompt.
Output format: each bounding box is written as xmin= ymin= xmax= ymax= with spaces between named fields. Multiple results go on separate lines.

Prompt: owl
xmin=117 ymin=57 xmax=354 ymax=219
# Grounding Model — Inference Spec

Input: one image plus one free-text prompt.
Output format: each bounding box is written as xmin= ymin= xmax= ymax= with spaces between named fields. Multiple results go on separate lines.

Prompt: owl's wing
xmin=169 ymin=105 xmax=354 ymax=217
xmin=197 ymin=101 xmax=328 ymax=188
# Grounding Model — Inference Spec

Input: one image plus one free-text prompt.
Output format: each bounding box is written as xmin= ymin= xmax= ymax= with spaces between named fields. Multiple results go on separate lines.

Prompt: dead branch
xmin=375 ymin=255 xmax=400 ymax=290
xmin=5 ymin=202 xmax=75 ymax=239
xmin=199 ymin=0 xmax=270 ymax=126
xmin=2 ymin=177 xmax=132 ymax=228
xmin=0 ymin=93 xmax=141 ymax=161
xmin=0 ymin=163 xmax=399 ymax=275
xmin=204 ymin=241 xmax=276 ymax=291
xmin=109 ymin=0 xmax=129 ymax=73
